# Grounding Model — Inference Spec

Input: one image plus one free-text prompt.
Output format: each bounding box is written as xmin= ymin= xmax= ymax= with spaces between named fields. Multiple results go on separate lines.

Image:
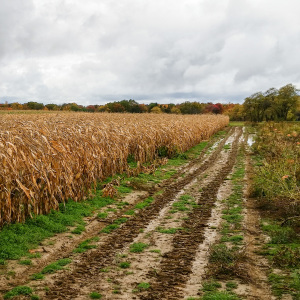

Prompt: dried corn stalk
xmin=0 ymin=113 xmax=229 ymax=226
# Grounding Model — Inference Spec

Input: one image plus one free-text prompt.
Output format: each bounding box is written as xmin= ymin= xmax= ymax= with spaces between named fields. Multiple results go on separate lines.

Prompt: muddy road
xmin=0 ymin=127 xmax=273 ymax=300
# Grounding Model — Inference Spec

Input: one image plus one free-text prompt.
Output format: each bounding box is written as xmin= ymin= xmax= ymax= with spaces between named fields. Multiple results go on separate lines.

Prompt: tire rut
xmin=44 ymin=128 xmax=236 ymax=299
xmin=141 ymin=127 xmax=243 ymax=300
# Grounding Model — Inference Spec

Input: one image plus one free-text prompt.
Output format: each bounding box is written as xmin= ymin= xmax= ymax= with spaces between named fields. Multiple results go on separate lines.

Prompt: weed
xmin=202 ymin=281 xmax=222 ymax=292
xmin=130 ymin=243 xmax=148 ymax=253
xmin=149 ymin=249 xmax=161 ymax=253
xmin=118 ymin=186 xmax=132 ymax=194
xmin=114 ymin=218 xmax=128 ymax=225
xmin=18 ymin=259 xmax=32 ymax=265
xmin=31 ymin=273 xmax=45 ymax=280
xmin=208 ymin=244 xmax=246 ymax=279
xmin=124 ymin=210 xmax=135 ymax=215
xmin=225 ymin=281 xmax=238 ymax=290
xmin=31 ymin=295 xmax=40 ymax=300
xmin=201 ymin=291 xmax=240 ymax=300
xmin=100 ymin=268 xmax=109 ymax=272
xmin=97 ymin=212 xmax=108 ymax=219
xmin=137 ymin=282 xmax=151 ymax=290
xmin=134 ymin=197 xmax=154 ymax=209
xmin=73 ymin=238 xmax=98 ymax=253
xmin=119 ymin=262 xmax=130 ymax=269
xmin=71 ymin=224 xmax=85 ymax=234
xmin=41 ymin=258 xmax=71 ymax=274
xmin=101 ymin=224 xmax=119 ymax=233
xmin=89 ymin=292 xmax=102 ymax=299
xmin=157 ymin=227 xmax=184 ymax=234
xmin=4 ymin=286 xmax=33 ymax=299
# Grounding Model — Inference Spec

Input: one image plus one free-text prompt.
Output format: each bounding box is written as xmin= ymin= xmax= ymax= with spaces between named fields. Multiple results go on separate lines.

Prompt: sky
xmin=0 ymin=0 xmax=300 ymax=105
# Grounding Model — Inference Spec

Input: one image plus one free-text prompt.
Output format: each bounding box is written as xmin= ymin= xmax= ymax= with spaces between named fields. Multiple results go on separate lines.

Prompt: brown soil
xmin=0 ymin=127 xmax=275 ymax=300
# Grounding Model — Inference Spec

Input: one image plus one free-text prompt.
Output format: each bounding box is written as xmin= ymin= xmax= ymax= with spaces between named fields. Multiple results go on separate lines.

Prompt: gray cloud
xmin=0 ymin=0 xmax=300 ymax=105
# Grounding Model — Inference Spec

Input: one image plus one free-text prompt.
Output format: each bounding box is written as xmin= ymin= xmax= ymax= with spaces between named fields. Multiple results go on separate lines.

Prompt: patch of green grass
xmin=4 ymin=286 xmax=33 ymax=299
xmin=41 ymin=258 xmax=71 ymax=274
xmin=201 ymin=291 xmax=240 ymax=300
xmin=89 ymin=292 xmax=102 ymax=299
xmin=18 ymin=259 xmax=32 ymax=265
xmin=0 ymin=259 xmax=6 ymax=265
xmin=0 ymin=191 xmax=114 ymax=263
xmin=137 ymin=282 xmax=150 ymax=290
xmin=134 ymin=197 xmax=154 ymax=209
xmin=262 ymin=222 xmax=298 ymax=244
xmin=202 ymin=281 xmax=222 ymax=292
xmin=97 ymin=212 xmax=108 ymax=219
xmin=100 ymin=224 xmax=119 ymax=234
xmin=100 ymin=268 xmax=109 ymax=272
xmin=156 ymin=227 xmax=184 ymax=234
xmin=118 ymin=185 xmax=132 ymax=194
xmin=225 ymin=281 xmax=238 ymax=290
xmin=31 ymin=295 xmax=40 ymax=300
xmin=73 ymin=238 xmax=99 ymax=253
xmin=71 ymin=224 xmax=85 ymax=234
xmin=124 ymin=209 xmax=135 ymax=215
xmin=114 ymin=217 xmax=128 ymax=225
xmin=228 ymin=235 xmax=244 ymax=244
xmin=222 ymin=214 xmax=243 ymax=224
xmin=119 ymin=262 xmax=131 ymax=269
xmin=130 ymin=242 xmax=149 ymax=253
xmin=30 ymin=273 xmax=45 ymax=280
xmin=149 ymin=249 xmax=161 ymax=253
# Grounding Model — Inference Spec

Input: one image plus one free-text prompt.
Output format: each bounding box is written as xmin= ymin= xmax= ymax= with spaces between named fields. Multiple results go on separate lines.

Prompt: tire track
xmin=141 ymin=127 xmax=243 ymax=300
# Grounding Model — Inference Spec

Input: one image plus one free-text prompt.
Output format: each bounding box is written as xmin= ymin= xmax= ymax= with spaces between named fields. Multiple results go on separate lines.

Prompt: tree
xmin=179 ymin=102 xmax=203 ymax=114
xmin=273 ymin=84 xmax=298 ymax=120
xmin=150 ymin=106 xmax=162 ymax=113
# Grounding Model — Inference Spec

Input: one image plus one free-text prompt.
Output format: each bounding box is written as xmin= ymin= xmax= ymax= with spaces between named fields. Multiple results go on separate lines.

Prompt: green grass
xmin=156 ymin=227 xmax=185 ymax=234
xmin=73 ymin=237 xmax=99 ymax=253
xmin=119 ymin=262 xmax=131 ymax=269
xmin=118 ymin=185 xmax=132 ymax=194
xmin=134 ymin=197 xmax=154 ymax=209
xmin=18 ymin=259 xmax=32 ymax=265
xmin=4 ymin=286 xmax=33 ymax=299
xmin=97 ymin=212 xmax=108 ymax=219
xmin=0 ymin=192 xmax=114 ymax=262
xmin=136 ymin=282 xmax=150 ymax=290
xmin=100 ymin=224 xmax=119 ymax=233
xmin=202 ymin=281 xmax=222 ymax=292
xmin=71 ymin=224 xmax=85 ymax=234
xmin=149 ymin=249 xmax=161 ymax=253
xmin=30 ymin=273 xmax=45 ymax=280
xmin=201 ymin=291 xmax=240 ymax=300
xmin=129 ymin=242 xmax=149 ymax=253
xmin=89 ymin=292 xmax=102 ymax=299
xmin=225 ymin=281 xmax=238 ymax=290
xmin=124 ymin=209 xmax=135 ymax=215
xmin=41 ymin=258 xmax=71 ymax=274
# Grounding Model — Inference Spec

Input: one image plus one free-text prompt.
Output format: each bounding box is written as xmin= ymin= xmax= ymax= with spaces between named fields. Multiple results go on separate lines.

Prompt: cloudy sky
xmin=0 ymin=0 xmax=300 ymax=105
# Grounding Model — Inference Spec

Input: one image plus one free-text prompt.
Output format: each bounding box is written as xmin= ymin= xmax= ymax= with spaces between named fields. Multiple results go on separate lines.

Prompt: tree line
xmin=1 ymin=84 xmax=299 ymax=121
xmin=0 ymin=99 xmax=225 ymax=115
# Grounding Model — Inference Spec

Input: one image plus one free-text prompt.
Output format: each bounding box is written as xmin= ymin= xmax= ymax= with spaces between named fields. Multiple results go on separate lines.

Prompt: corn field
xmin=0 ymin=113 xmax=229 ymax=226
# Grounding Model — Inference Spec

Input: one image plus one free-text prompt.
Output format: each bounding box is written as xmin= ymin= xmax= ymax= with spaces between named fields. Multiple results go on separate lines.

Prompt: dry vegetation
xmin=0 ymin=113 xmax=228 ymax=226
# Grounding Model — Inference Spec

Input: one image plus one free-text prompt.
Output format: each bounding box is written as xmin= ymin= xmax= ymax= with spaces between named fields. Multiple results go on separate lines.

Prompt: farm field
xmin=0 ymin=115 xmax=299 ymax=300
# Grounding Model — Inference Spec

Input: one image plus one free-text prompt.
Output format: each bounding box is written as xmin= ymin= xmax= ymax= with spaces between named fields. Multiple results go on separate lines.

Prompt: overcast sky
xmin=0 ymin=0 xmax=300 ymax=105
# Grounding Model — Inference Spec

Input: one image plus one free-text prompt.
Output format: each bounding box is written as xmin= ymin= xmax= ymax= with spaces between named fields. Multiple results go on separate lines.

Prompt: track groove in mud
xmin=142 ymin=127 xmax=243 ymax=300
xmin=45 ymin=129 xmax=236 ymax=299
